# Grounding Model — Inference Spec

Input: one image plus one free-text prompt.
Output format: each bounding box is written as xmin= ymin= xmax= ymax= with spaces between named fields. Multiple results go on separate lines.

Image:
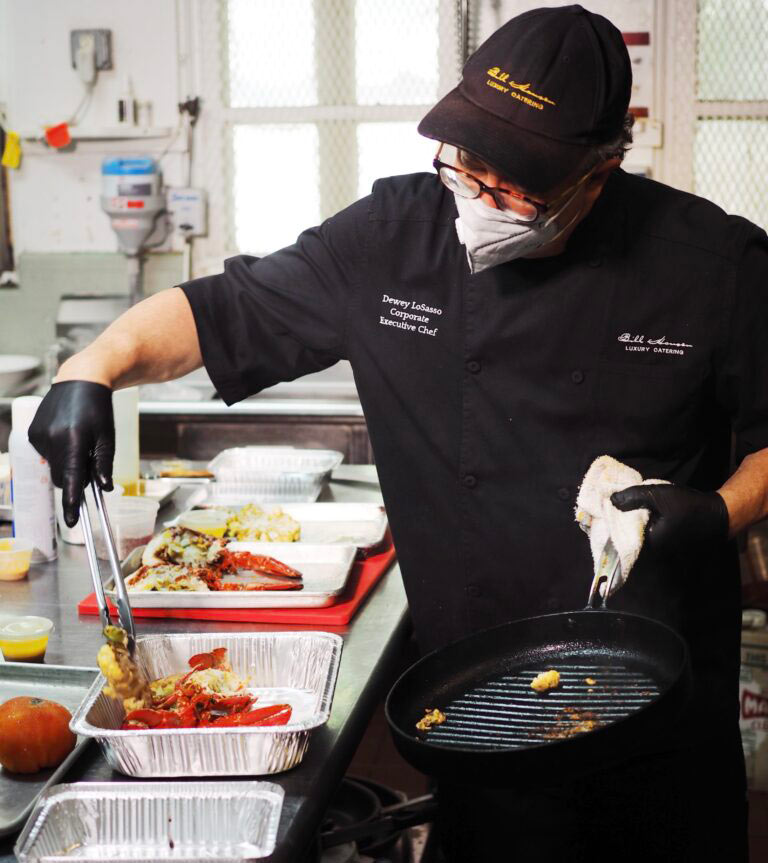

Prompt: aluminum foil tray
xmin=15 ymin=781 xmax=284 ymax=862
xmin=69 ymin=632 xmax=343 ymax=778
xmin=207 ymin=448 xmax=344 ymax=502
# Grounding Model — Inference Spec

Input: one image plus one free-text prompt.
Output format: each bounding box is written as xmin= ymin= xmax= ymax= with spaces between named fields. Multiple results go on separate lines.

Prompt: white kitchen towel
xmin=575 ymin=455 xmax=668 ymax=595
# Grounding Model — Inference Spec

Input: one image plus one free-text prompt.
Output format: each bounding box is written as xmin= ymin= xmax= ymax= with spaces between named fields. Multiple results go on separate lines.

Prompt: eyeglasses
xmin=433 ymin=143 xmax=593 ymax=224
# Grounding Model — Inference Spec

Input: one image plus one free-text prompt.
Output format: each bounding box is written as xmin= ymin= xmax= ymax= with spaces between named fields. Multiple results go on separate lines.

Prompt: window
xmin=664 ymin=0 xmax=768 ymax=228
xmin=223 ymin=0 xmax=459 ymax=254
xmin=693 ymin=0 xmax=768 ymax=227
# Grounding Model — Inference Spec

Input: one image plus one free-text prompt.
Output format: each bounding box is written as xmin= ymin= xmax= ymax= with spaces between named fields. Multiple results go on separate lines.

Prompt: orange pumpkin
xmin=0 ymin=696 xmax=76 ymax=773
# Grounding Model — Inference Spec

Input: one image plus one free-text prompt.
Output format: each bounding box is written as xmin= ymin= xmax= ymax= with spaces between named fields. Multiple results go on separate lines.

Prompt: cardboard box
xmin=740 ymin=624 xmax=768 ymax=790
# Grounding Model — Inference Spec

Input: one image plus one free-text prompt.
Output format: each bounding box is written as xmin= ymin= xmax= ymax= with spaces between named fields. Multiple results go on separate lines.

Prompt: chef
xmin=28 ymin=5 xmax=768 ymax=861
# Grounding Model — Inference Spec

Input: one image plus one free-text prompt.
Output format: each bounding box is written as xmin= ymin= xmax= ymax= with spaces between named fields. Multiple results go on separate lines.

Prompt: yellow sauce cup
xmin=0 ymin=616 xmax=54 ymax=662
xmin=177 ymin=509 xmax=229 ymax=538
xmin=0 ymin=538 xmax=33 ymax=581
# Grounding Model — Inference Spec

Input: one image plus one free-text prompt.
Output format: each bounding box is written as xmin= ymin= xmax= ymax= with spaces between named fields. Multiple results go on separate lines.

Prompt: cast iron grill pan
xmin=385 ymin=608 xmax=691 ymax=788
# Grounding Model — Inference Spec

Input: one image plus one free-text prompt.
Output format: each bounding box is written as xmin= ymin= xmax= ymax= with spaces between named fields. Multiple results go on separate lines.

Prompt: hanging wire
xmin=67 ymin=83 xmax=95 ymax=127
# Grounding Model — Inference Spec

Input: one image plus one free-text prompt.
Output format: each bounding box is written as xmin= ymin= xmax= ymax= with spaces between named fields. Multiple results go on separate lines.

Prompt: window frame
xmin=185 ymin=0 xmax=460 ymax=267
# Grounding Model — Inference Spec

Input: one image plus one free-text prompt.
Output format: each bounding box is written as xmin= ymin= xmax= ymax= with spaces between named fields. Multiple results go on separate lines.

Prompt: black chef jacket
xmin=181 ymin=168 xmax=768 ymax=744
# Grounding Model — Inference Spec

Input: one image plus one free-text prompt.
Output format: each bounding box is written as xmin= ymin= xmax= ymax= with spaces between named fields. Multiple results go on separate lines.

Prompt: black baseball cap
xmin=419 ymin=5 xmax=631 ymax=194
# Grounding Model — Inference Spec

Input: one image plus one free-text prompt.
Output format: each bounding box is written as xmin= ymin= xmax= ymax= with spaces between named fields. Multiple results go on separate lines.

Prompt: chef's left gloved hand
xmin=610 ymin=484 xmax=730 ymax=560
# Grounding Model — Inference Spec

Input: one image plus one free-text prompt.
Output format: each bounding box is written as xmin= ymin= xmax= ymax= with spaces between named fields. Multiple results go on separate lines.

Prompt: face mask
xmin=453 ymin=182 xmax=586 ymax=274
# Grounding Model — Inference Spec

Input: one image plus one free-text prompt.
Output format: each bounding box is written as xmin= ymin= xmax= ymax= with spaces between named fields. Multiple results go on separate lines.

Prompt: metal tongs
xmin=80 ymin=480 xmax=136 ymax=655
xmin=577 ymin=511 xmax=623 ymax=609
xmin=586 ymin=539 xmax=622 ymax=609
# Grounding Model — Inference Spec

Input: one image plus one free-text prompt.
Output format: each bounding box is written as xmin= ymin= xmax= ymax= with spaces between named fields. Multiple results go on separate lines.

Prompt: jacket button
xmin=462 ymin=474 xmax=477 ymax=489
xmin=466 ymin=360 xmax=481 ymax=374
xmin=557 ymin=487 xmax=570 ymax=501
xmin=588 ymin=256 xmax=602 ymax=268
xmin=571 ymin=370 xmax=585 ymax=384
xmin=467 ymin=584 xmax=481 ymax=598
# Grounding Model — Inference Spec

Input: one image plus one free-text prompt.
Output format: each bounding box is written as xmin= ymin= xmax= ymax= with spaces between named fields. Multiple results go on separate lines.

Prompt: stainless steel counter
xmin=138 ymin=398 xmax=365 ymax=417
xmin=0 ymin=397 xmax=365 ymax=417
xmin=0 ymin=465 xmax=411 ymax=862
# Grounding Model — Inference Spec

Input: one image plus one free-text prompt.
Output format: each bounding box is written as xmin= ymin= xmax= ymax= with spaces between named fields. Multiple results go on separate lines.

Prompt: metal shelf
xmin=21 ymin=126 xmax=173 ymax=142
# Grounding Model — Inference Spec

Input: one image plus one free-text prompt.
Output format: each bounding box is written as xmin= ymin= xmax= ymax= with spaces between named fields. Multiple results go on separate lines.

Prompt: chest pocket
xmin=590 ymin=361 xmax=708 ymax=469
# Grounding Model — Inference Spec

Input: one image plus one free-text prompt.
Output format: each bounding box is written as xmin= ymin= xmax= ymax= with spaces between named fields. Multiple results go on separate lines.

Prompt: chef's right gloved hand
xmin=28 ymin=381 xmax=115 ymax=527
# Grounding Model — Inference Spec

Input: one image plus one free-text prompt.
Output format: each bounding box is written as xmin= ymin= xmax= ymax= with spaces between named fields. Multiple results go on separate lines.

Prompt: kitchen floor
xmin=347 ymin=709 xmax=768 ymax=862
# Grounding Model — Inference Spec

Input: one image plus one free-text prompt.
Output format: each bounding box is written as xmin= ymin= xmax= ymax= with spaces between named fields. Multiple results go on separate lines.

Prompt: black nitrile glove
xmin=28 ymin=381 xmax=115 ymax=527
xmin=610 ymin=483 xmax=730 ymax=561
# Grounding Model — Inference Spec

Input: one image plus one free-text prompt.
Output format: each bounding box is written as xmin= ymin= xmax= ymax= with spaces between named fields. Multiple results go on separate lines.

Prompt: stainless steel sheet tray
xmin=179 ymin=500 xmax=388 ymax=554
xmin=207 ymin=447 xmax=345 ymax=502
xmin=0 ymin=664 xmax=99 ymax=838
xmin=70 ymin=632 xmax=343 ymax=778
xmin=15 ymin=780 xmax=284 ymax=862
xmin=112 ymin=542 xmax=356 ymax=608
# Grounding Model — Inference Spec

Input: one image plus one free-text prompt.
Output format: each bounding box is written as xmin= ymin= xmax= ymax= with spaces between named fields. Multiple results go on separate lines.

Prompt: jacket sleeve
xmin=180 ymin=195 xmax=369 ymax=405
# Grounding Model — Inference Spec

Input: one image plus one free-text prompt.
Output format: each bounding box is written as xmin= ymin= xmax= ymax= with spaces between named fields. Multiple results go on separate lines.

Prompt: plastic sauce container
xmin=92 ymin=496 xmax=159 ymax=560
xmin=0 ymin=616 xmax=54 ymax=662
xmin=177 ymin=509 xmax=229 ymax=538
xmin=0 ymin=538 xmax=34 ymax=581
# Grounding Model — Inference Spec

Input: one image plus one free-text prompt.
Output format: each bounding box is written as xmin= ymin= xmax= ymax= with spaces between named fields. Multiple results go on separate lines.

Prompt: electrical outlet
xmin=70 ymin=29 xmax=112 ymax=71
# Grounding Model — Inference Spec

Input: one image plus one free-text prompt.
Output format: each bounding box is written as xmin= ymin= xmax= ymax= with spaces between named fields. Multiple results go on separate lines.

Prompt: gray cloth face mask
xmin=453 ymin=183 xmax=585 ymax=274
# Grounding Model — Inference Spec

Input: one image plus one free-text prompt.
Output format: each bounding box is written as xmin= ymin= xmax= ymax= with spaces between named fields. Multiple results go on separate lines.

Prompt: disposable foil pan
xmin=69 ymin=632 xmax=343 ymax=778
xmin=207 ymin=448 xmax=345 ymax=502
xmin=15 ymin=781 xmax=284 ymax=862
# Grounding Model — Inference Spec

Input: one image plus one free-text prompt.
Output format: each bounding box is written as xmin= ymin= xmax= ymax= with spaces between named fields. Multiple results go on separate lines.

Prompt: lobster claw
xmin=188 ymin=647 xmax=231 ymax=671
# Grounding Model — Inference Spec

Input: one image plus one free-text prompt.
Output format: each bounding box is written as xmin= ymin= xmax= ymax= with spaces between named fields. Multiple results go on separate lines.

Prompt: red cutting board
xmin=77 ymin=541 xmax=396 ymax=626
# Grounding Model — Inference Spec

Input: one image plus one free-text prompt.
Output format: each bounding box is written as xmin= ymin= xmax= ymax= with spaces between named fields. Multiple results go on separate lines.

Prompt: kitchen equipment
xmin=15 ymin=781 xmax=284 ymax=862
xmin=80 ymin=480 xmax=136 ymax=655
xmin=0 ymin=663 xmax=98 ymax=839
xmin=385 ymin=555 xmax=692 ymax=787
xmin=0 ymin=355 xmax=40 ymax=396
xmin=53 ymin=295 xmax=131 ymax=372
xmin=112 ymin=541 xmax=357 ymax=609
xmin=101 ymin=157 xmax=168 ymax=305
xmin=179 ymin=500 xmax=389 ymax=555
xmin=69 ymin=631 xmax=343 ymax=777
xmin=319 ymin=777 xmax=428 ymax=860
xmin=207 ymin=447 xmax=344 ymax=502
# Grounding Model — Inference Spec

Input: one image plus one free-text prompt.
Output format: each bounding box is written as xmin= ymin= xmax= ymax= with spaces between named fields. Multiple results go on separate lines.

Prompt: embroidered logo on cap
xmin=486 ymin=67 xmax=557 ymax=110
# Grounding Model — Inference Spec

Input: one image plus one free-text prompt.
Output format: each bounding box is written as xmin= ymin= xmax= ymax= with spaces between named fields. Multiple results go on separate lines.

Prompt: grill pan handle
xmin=586 ymin=540 xmax=621 ymax=609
